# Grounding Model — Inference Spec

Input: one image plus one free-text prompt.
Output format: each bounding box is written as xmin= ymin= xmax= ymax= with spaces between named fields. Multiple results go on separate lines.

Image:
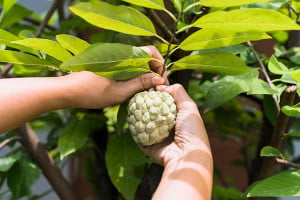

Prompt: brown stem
xmin=257 ymin=85 xmax=297 ymax=180
xmin=0 ymin=135 xmax=21 ymax=149
xmin=276 ymin=158 xmax=300 ymax=169
xmin=34 ymin=0 xmax=62 ymax=37
xmin=16 ymin=124 xmax=77 ymax=200
xmin=0 ymin=63 xmax=14 ymax=78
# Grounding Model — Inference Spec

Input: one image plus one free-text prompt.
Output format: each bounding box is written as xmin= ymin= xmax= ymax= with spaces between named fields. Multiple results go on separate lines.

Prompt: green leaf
xmin=285 ymin=131 xmax=300 ymax=137
xmin=179 ymin=29 xmax=270 ymax=50
xmin=193 ymin=8 xmax=300 ymax=32
xmin=12 ymin=38 xmax=72 ymax=62
xmin=204 ymin=69 xmax=258 ymax=110
xmin=282 ymin=103 xmax=300 ymax=117
xmin=121 ymin=0 xmax=165 ymax=10
xmin=60 ymin=43 xmax=153 ymax=80
xmin=106 ymin=133 xmax=150 ymax=200
xmin=56 ymin=34 xmax=90 ymax=55
xmin=69 ymin=2 xmax=157 ymax=36
xmin=268 ymin=55 xmax=289 ymax=75
xmin=0 ymin=4 xmax=32 ymax=29
xmin=260 ymin=146 xmax=283 ymax=158
xmin=117 ymin=102 xmax=128 ymax=134
xmin=3 ymin=0 xmax=18 ymax=12
xmin=0 ymin=155 xmax=20 ymax=172
xmin=58 ymin=113 xmax=103 ymax=159
xmin=246 ymin=169 xmax=300 ymax=197
xmin=171 ymin=52 xmax=250 ymax=75
xmin=247 ymin=79 xmax=277 ymax=95
xmin=0 ymin=29 xmax=38 ymax=55
xmin=0 ymin=50 xmax=53 ymax=66
xmin=7 ymin=157 xmax=40 ymax=199
xmin=200 ymin=0 xmax=271 ymax=7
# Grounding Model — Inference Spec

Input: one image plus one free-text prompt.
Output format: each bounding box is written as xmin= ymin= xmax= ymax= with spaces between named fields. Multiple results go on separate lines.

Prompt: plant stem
xmin=17 ymin=124 xmax=77 ymax=200
xmin=257 ymin=85 xmax=297 ymax=180
xmin=247 ymin=41 xmax=280 ymax=113
xmin=276 ymin=158 xmax=300 ymax=169
xmin=0 ymin=136 xmax=21 ymax=149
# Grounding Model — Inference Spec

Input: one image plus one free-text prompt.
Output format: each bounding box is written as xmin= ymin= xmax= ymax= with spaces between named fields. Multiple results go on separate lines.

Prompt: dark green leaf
xmin=0 ymin=50 xmax=53 ymax=66
xmin=69 ymin=2 xmax=157 ymax=36
xmin=246 ymin=169 xmax=300 ymax=197
xmin=0 ymin=4 xmax=32 ymax=29
xmin=12 ymin=38 xmax=72 ymax=62
xmin=285 ymin=131 xmax=300 ymax=137
xmin=193 ymin=9 xmax=300 ymax=32
xmin=260 ymin=146 xmax=283 ymax=158
xmin=180 ymin=29 xmax=270 ymax=50
xmin=171 ymin=52 xmax=250 ymax=75
xmin=0 ymin=155 xmax=20 ymax=172
xmin=117 ymin=102 xmax=129 ymax=134
xmin=56 ymin=34 xmax=90 ymax=55
xmin=106 ymin=133 xmax=150 ymax=200
xmin=7 ymin=157 xmax=40 ymax=199
xmin=200 ymin=0 xmax=271 ymax=7
xmin=61 ymin=43 xmax=153 ymax=80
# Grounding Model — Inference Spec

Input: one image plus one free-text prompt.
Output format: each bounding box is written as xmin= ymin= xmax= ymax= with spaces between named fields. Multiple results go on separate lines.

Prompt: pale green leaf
xmin=56 ymin=34 xmax=90 ymax=55
xmin=61 ymin=43 xmax=153 ymax=80
xmin=289 ymin=69 xmax=300 ymax=83
xmin=193 ymin=8 xmax=300 ymax=32
xmin=246 ymin=169 xmax=300 ymax=197
xmin=200 ymin=0 xmax=271 ymax=7
xmin=268 ymin=55 xmax=289 ymax=75
xmin=3 ymin=0 xmax=18 ymax=12
xmin=0 ymin=4 xmax=32 ymax=29
xmin=0 ymin=50 xmax=53 ymax=66
xmin=7 ymin=157 xmax=40 ymax=199
xmin=247 ymin=79 xmax=277 ymax=95
xmin=70 ymin=2 xmax=157 ymax=36
xmin=0 ymin=155 xmax=20 ymax=172
xmin=12 ymin=38 xmax=72 ymax=62
xmin=260 ymin=146 xmax=283 ymax=158
xmin=121 ymin=0 xmax=165 ymax=10
xmin=171 ymin=52 xmax=250 ymax=75
xmin=0 ymin=28 xmax=38 ymax=55
xmin=282 ymin=103 xmax=300 ymax=117
xmin=106 ymin=133 xmax=150 ymax=200
xmin=180 ymin=29 xmax=270 ymax=50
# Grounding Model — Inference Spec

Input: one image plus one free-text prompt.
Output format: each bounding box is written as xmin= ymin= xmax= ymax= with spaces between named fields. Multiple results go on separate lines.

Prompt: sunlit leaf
xmin=12 ymin=38 xmax=72 ymax=62
xmin=0 ymin=4 xmax=32 ymax=29
xmin=121 ymin=0 xmax=165 ymax=10
xmin=56 ymin=34 xmax=90 ymax=55
xmin=247 ymin=79 xmax=277 ymax=95
xmin=260 ymin=146 xmax=283 ymax=158
xmin=0 ymin=155 xmax=20 ymax=172
xmin=268 ymin=55 xmax=289 ymax=75
xmin=3 ymin=0 xmax=18 ymax=13
xmin=282 ymin=103 xmax=300 ymax=117
xmin=106 ymin=133 xmax=150 ymax=200
xmin=0 ymin=50 xmax=53 ymax=66
xmin=193 ymin=8 xmax=300 ymax=32
xmin=171 ymin=52 xmax=250 ymax=75
xmin=70 ymin=2 xmax=157 ymax=36
xmin=180 ymin=29 xmax=270 ymax=50
xmin=61 ymin=43 xmax=153 ymax=80
xmin=200 ymin=0 xmax=271 ymax=7
xmin=246 ymin=169 xmax=300 ymax=197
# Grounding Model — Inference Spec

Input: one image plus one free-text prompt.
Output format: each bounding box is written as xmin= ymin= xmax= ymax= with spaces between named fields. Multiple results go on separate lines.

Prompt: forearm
xmin=0 ymin=76 xmax=72 ymax=133
xmin=153 ymin=148 xmax=213 ymax=200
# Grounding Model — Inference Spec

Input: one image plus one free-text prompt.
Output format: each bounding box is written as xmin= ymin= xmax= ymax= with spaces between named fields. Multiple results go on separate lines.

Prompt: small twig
xmin=247 ymin=41 xmax=281 ymax=113
xmin=34 ymin=0 xmax=62 ymax=37
xmin=17 ymin=124 xmax=77 ymax=200
xmin=0 ymin=63 xmax=13 ymax=78
xmin=276 ymin=158 xmax=300 ymax=169
xmin=0 ymin=135 xmax=21 ymax=149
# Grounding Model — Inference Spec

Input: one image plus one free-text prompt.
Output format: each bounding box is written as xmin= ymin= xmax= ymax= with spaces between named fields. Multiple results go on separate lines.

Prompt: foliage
xmin=1 ymin=0 xmax=300 ymax=199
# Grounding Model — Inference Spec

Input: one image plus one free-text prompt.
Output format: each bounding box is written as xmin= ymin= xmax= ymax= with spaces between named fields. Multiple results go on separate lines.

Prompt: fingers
xmin=140 ymin=45 xmax=164 ymax=75
xmin=156 ymin=84 xmax=195 ymax=110
xmin=117 ymin=73 xmax=165 ymax=101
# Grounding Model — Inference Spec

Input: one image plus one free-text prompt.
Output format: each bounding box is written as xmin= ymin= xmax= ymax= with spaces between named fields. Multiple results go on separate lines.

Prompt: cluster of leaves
xmin=1 ymin=0 xmax=300 ymax=199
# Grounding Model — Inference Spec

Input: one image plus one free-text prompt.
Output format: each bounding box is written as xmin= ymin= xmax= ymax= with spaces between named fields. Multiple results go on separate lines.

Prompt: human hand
xmin=139 ymin=84 xmax=212 ymax=167
xmin=65 ymin=45 xmax=167 ymax=109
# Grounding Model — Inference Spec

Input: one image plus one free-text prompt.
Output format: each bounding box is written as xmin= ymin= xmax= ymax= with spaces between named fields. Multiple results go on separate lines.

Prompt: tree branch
xmin=16 ymin=124 xmax=77 ymax=200
xmin=276 ymin=158 xmax=300 ymax=169
xmin=247 ymin=41 xmax=280 ymax=113
xmin=257 ymin=85 xmax=297 ymax=180
xmin=0 ymin=63 xmax=14 ymax=78
xmin=0 ymin=135 xmax=21 ymax=149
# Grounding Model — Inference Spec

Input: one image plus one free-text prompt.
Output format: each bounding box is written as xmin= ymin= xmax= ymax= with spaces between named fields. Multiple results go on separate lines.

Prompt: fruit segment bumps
xmin=127 ymin=91 xmax=177 ymax=146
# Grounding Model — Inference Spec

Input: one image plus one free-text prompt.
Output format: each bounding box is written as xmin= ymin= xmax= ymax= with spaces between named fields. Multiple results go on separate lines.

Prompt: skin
xmin=140 ymin=84 xmax=213 ymax=200
xmin=0 ymin=45 xmax=213 ymax=199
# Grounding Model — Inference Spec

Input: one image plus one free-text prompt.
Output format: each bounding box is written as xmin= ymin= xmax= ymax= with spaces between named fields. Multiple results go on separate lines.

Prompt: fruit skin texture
xmin=127 ymin=91 xmax=177 ymax=146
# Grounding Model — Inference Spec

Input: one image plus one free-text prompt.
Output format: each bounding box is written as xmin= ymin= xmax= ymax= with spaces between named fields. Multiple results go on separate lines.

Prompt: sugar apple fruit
xmin=127 ymin=91 xmax=177 ymax=146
